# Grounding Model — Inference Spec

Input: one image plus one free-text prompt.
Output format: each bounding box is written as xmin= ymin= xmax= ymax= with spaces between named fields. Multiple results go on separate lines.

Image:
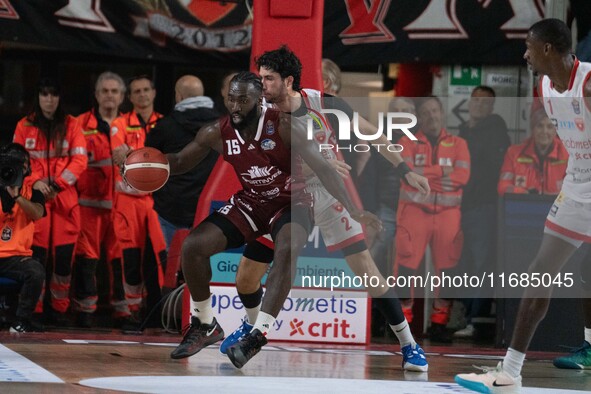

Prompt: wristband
xmin=394 ymin=162 xmax=411 ymax=178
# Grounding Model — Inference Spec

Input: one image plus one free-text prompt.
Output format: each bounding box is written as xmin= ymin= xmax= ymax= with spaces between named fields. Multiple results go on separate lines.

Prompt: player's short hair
xmin=231 ymin=71 xmax=263 ymax=94
xmin=472 ymin=85 xmax=496 ymax=97
xmin=322 ymin=59 xmax=341 ymax=94
xmin=529 ymin=18 xmax=572 ymax=55
xmin=255 ymin=45 xmax=302 ymax=91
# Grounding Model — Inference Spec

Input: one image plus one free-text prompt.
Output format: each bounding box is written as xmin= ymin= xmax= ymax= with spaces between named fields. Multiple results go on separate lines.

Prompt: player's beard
xmin=230 ymin=106 xmax=259 ymax=131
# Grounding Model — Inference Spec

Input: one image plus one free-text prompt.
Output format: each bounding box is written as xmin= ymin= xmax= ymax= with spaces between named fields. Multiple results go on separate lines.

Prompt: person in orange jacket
xmin=13 ymin=78 xmax=88 ymax=323
xmin=111 ymin=75 xmax=167 ymax=326
xmin=499 ymin=109 xmax=568 ymax=196
xmin=395 ymin=96 xmax=471 ymax=343
xmin=73 ymin=71 xmax=126 ymax=328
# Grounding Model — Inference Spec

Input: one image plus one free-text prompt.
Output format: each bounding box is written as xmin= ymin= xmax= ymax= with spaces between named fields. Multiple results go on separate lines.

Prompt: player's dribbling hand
xmin=350 ymin=209 xmax=383 ymax=231
xmin=405 ymin=172 xmax=430 ymax=195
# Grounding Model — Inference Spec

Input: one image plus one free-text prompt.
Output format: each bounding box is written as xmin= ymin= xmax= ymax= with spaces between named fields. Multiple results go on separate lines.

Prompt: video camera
xmin=0 ymin=144 xmax=29 ymax=188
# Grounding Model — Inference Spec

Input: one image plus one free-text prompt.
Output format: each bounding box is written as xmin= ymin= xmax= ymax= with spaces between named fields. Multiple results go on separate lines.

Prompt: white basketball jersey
xmin=541 ymin=58 xmax=591 ymax=202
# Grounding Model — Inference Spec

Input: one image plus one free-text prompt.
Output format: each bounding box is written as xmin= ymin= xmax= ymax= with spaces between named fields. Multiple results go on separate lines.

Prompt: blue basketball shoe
xmin=219 ymin=317 xmax=254 ymax=355
xmin=401 ymin=343 xmax=429 ymax=372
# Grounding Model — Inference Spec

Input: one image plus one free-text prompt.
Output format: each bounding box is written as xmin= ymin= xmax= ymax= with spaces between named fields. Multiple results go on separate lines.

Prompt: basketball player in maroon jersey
xmin=164 ymin=72 xmax=380 ymax=368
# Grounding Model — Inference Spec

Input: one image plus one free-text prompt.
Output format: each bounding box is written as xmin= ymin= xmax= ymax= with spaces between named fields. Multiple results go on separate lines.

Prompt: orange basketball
xmin=123 ymin=147 xmax=170 ymax=192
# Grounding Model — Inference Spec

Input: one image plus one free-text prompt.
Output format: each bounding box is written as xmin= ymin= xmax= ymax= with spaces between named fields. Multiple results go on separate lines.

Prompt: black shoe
xmin=226 ymin=328 xmax=268 ymax=369
xmin=44 ymin=309 xmax=71 ymax=327
xmin=77 ymin=312 xmax=93 ymax=328
xmin=10 ymin=319 xmax=44 ymax=333
xmin=428 ymin=323 xmax=453 ymax=343
xmin=120 ymin=314 xmax=143 ymax=334
xmin=170 ymin=317 xmax=224 ymax=359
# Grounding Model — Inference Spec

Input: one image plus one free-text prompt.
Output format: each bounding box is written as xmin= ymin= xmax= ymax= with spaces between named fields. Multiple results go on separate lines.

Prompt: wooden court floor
xmin=0 ymin=328 xmax=590 ymax=393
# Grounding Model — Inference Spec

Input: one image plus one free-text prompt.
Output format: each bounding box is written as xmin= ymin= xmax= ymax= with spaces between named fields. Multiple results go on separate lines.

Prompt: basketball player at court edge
xmin=219 ymin=46 xmax=431 ymax=373
xmin=157 ymin=72 xmax=381 ymax=368
xmin=455 ymin=18 xmax=591 ymax=393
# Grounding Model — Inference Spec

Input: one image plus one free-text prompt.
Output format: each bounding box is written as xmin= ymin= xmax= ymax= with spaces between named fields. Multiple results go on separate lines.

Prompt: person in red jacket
xmin=74 ymin=71 xmax=126 ymax=328
xmin=13 ymin=78 xmax=88 ymax=324
xmin=395 ymin=96 xmax=471 ymax=343
xmin=499 ymin=109 xmax=568 ymax=195
xmin=111 ymin=75 xmax=167 ymax=327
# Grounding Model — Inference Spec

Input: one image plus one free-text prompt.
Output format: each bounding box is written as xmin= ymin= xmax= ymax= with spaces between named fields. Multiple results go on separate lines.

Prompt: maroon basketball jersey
xmin=219 ymin=107 xmax=311 ymax=210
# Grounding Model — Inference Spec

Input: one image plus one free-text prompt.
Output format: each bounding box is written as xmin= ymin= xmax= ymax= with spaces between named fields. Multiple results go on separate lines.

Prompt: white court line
xmin=0 ymin=344 xmax=63 ymax=383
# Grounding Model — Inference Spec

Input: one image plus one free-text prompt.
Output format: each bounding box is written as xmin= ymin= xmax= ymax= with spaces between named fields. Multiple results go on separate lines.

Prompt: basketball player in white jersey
xmin=455 ymin=18 xmax=591 ymax=393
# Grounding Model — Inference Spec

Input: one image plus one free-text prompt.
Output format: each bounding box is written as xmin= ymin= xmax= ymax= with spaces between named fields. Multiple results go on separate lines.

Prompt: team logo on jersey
xmin=308 ymin=113 xmax=323 ymax=130
xmin=572 ymin=99 xmax=581 ymax=115
xmin=414 ymin=154 xmax=426 ymax=167
xmin=111 ymin=126 xmax=119 ymax=136
xmin=265 ymin=120 xmax=275 ymax=135
xmin=25 ymin=138 xmax=35 ymax=149
xmin=261 ymin=139 xmax=276 ymax=151
xmin=314 ymin=132 xmax=326 ymax=143
xmin=1 ymin=226 xmax=12 ymax=242
xmin=575 ymin=118 xmax=585 ymax=132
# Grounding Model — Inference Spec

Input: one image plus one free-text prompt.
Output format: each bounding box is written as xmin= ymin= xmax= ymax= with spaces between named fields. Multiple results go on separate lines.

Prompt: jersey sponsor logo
xmin=25 ymin=138 xmax=36 ymax=149
xmin=572 ymin=99 xmax=581 ymax=115
xmin=240 ymin=166 xmax=282 ymax=186
xmin=1 ymin=226 xmax=12 ymax=241
xmin=314 ymin=132 xmax=326 ymax=143
xmin=332 ymin=203 xmax=344 ymax=213
xmin=261 ymin=187 xmax=280 ymax=198
xmin=265 ymin=120 xmax=275 ymax=135
xmin=248 ymin=143 xmax=256 ymax=150
xmin=261 ymin=139 xmax=276 ymax=151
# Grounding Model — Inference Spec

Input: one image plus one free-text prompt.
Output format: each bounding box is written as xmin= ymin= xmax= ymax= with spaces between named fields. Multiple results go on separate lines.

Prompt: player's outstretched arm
xmin=280 ymin=114 xmax=381 ymax=230
xmin=167 ymin=121 xmax=223 ymax=175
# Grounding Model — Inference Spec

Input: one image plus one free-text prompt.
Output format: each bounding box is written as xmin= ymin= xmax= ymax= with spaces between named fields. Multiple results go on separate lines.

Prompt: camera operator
xmin=0 ymin=143 xmax=46 ymax=333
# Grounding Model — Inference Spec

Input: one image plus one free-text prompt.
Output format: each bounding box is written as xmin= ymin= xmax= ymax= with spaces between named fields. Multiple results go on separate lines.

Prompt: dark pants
xmin=369 ymin=205 xmax=397 ymax=277
xmin=459 ymin=204 xmax=496 ymax=323
xmin=0 ymin=256 xmax=45 ymax=320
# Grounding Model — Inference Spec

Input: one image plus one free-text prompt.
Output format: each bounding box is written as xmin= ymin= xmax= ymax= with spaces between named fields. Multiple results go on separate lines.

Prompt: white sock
xmin=245 ymin=305 xmax=260 ymax=325
xmin=190 ymin=295 xmax=213 ymax=325
xmin=585 ymin=327 xmax=591 ymax=344
xmin=503 ymin=348 xmax=525 ymax=378
xmin=390 ymin=320 xmax=416 ymax=348
xmin=252 ymin=311 xmax=275 ymax=335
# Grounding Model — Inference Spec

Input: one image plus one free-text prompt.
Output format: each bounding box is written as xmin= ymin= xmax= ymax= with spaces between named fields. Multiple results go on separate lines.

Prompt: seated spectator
xmin=0 ymin=143 xmax=46 ymax=332
xmin=498 ymin=109 xmax=568 ymax=195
